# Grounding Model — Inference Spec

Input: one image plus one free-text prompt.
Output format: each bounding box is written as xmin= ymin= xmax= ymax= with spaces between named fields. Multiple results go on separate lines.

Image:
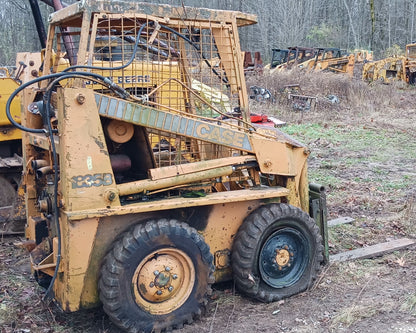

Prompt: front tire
xmin=232 ymin=203 xmax=323 ymax=302
xmin=99 ymin=219 xmax=214 ymax=333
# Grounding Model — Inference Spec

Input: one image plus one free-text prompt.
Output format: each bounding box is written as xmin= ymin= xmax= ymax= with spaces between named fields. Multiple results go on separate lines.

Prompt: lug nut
xmin=165 ymin=266 xmax=171 ymax=272
xmin=156 ymin=290 xmax=162 ymax=295
xmin=153 ymin=270 xmax=159 ymax=276
xmin=168 ymin=286 xmax=173 ymax=292
xmin=149 ymin=282 xmax=154 ymax=288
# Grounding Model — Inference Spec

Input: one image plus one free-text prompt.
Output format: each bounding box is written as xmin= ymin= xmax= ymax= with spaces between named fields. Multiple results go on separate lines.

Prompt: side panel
xmin=201 ymin=200 xmax=264 ymax=282
xmin=68 ymin=200 xmax=280 ymax=310
xmin=55 ymin=216 xmax=100 ymax=311
xmin=58 ymin=88 xmax=120 ymax=211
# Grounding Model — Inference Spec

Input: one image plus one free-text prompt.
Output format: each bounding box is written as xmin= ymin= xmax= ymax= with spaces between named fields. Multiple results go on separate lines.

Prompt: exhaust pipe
xmin=32 ymin=159 xmax=49 ymax=170
xmin=36 ymin=166 xmax=53 ymax=179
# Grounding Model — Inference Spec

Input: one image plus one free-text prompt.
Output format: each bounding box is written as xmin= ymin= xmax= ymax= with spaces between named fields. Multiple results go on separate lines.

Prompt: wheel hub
xmin=275 ymin=247 xmax=292 ymax=268
xmin=132 ymin=248 xmax=195 ymax=314
xmin=259 ymin=227 xmax=308 ymax=289
xmin=154 ymin=270 xmax=170 ymax=288
xmin=137 ymin=257 xmax=183 ymax=302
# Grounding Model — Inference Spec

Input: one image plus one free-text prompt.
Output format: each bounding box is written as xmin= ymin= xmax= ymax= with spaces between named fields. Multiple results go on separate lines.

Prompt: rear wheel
xmin=99 ymin=219 xmax=214 ymax=333
xmin=232 ymin=203 xmax=323 ymax=302
xmin=0 ymin=176 xmax=15 ymax=207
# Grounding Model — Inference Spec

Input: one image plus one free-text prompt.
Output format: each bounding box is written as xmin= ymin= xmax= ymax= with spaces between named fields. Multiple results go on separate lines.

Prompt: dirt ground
xmin=1 ymin=70 xmax=415 ymax=333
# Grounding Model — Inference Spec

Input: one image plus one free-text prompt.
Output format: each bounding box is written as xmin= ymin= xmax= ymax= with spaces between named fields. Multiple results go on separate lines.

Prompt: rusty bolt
xmin=105 ymin=190 xmax=117 ymax=202
xmin=31 ymin=70 xmax=39 ymax=77
xmin=29 ymin=60 xmax=35 ymax=66
xmin=263 ymin=159 xmax=272 ymax=168
xmin=107 ymin=192 xmax=116 ymax=201
xmin=76 ymin=94 xmax=86 ymax=104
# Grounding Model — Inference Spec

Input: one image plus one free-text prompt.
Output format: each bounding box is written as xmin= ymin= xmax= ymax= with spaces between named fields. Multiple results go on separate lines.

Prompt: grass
xmin=282 ymin=123 xmax=416 ymax=159
xmin=280 ymin=123 xmax=416 ymax=192
xmin=330 ymin=303 xmax=386 ymax=329
xmin=400 ymin=293 xmax=416 ymax=316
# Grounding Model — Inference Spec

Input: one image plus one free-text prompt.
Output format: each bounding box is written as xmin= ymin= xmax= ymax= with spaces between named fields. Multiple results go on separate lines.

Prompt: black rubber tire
xmin=99 ymin=219 xmax=214 ymax=333
xmin=232 ymin=203 xmax=323 ymax=302
xmin=0 ymin=176 xmax=15 ymax=207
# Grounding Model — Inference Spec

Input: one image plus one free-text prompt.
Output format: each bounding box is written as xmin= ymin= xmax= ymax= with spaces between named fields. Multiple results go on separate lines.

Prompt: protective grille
xmin=53 ymin=13 xmax=248 ymax=168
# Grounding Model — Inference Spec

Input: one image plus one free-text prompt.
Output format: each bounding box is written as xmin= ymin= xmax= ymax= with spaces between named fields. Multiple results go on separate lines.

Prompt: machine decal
xmin=95 ymin=93 xmax=254 ymax=152
xmin=85 ymin=75 xmax=151 ymax=85
xmin=71 ymin=173 xmax=113 ymax=189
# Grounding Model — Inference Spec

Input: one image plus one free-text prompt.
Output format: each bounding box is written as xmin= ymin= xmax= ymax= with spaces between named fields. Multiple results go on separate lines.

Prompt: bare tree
xmin=1 ymin=0 xmax=415 ymax=65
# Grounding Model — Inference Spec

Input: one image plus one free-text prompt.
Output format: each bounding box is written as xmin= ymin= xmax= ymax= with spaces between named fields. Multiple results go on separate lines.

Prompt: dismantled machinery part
xmin=249 ymin=85 xmax=275 ymax=103
xmin=232 ymin=203 xmax=323 ymax=302
xmin=361 ymin=43 xmax=416 ymax=85
xmin=362 ymin=56 xmax=406 ymax=84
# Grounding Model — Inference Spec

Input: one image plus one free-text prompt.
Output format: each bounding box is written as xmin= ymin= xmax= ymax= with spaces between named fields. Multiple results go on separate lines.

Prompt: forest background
xmin=0 ymin=0 xmax=415 ymax=65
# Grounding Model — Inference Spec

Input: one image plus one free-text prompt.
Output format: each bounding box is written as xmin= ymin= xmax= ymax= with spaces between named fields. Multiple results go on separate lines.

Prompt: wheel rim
xmin=132 ymin=248 xmax=195 ymax=315
xmin=259 ymin=227 xmax=309 ymax=289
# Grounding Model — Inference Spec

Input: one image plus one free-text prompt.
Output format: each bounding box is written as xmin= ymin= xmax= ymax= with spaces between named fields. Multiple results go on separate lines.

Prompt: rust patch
xmin=139 ymin=282 xmax=147 ymax=295
xmin=93 ymin=137 xmax=105 ymax=150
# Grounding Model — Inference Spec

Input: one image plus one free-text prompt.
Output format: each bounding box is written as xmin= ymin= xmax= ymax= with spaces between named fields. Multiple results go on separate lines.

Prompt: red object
xmin=250 ymin=113 xmax=275 ymax=127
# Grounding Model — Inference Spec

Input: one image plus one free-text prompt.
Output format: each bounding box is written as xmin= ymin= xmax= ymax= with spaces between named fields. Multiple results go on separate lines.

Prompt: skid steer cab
xmin=7 ymin=1 xmax=327 ymax=332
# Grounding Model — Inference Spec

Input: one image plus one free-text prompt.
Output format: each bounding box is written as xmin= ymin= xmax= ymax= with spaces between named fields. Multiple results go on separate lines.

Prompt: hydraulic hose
xmin=6 ymin=71 xmax=129 ymax=134
xmin=41 ymin=76 xmax=61 ymax=301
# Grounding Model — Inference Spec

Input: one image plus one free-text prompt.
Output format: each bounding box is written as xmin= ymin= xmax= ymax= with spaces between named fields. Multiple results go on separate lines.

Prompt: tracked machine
xmin=8 ymin=1 xmax=327 ymax=332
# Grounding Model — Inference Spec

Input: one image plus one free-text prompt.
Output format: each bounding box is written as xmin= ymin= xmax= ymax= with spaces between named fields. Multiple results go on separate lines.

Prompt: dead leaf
xmin=395 ymin=257 xmax=406 ymax=267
